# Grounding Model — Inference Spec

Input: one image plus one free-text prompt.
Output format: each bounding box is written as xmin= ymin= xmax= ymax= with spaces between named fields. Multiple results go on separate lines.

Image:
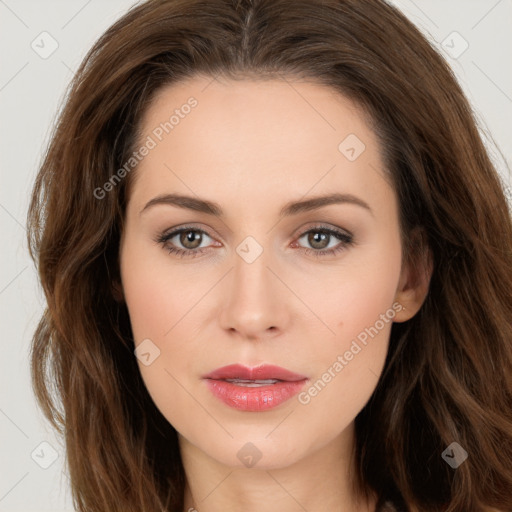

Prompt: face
xmin=118 ymin=75 xmax=427 ymax=470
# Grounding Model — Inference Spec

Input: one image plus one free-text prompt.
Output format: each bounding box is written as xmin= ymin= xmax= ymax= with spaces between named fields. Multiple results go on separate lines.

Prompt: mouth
xmin=202 ymin=364 xmax=308 ymax=411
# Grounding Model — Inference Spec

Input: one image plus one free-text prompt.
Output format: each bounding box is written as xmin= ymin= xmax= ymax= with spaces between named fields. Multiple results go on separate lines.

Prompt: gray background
xmin=1 ymin=1 xmax=511 ymax=510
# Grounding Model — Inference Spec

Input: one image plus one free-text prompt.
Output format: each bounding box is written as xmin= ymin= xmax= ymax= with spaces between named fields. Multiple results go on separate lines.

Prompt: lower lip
xmin=204 ymin=379 xmax=308 ymax=411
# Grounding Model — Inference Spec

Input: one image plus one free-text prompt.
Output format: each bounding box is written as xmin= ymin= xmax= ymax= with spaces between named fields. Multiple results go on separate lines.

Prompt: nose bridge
xmin=232 ymin=235 xmax=276 ymax=309
xmin=219 ymin=234 xmax=286 ymax=337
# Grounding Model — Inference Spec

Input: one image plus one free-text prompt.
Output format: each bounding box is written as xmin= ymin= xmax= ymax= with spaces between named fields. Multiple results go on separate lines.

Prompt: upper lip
xmin=203 ymin=364 xmax=307 ymax=382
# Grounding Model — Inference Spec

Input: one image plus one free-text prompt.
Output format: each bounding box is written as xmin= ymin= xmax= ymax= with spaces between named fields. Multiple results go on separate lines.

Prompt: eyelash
xmin=155 ymin=224 xmax=354 ymax=259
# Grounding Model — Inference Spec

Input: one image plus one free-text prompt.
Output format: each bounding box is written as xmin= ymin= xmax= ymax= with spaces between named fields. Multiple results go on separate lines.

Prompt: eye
xmin=294 ymin=225 xmax=354 ymax=258
xmin=155 ymin=226 xmax=215 ymax=259
xmin=155 ymin=224 xmax=354 ymax=259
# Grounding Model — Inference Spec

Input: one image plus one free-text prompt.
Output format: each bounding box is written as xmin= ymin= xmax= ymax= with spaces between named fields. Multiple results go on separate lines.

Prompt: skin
xmin=118 ymin=75 xmax=432 ymax=512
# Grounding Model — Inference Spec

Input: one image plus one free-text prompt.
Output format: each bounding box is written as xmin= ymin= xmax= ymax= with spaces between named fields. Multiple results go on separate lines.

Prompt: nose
xmin=218 ymin=246 xmax=290 ymax=341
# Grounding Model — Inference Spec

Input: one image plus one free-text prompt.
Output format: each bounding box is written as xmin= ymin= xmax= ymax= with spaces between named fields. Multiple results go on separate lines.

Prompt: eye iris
xmin=180 ymin=230 xmax=202 ymax=249
xmin=308 ymin=231 xmax=329 ymax=249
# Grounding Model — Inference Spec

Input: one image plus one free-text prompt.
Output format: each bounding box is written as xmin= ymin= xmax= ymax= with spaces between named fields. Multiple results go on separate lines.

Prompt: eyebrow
xmin=139 ymin=192 xmax=373 ymax=218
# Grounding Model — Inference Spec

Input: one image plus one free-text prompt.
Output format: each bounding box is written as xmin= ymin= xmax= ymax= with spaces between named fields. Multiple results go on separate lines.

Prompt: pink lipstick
xmin=202 ymin=364 xmax=308 ymax=412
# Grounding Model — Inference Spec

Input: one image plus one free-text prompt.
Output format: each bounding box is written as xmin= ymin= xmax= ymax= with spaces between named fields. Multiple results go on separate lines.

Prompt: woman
xmin=27 ymin=0 xmax=512 ymax=510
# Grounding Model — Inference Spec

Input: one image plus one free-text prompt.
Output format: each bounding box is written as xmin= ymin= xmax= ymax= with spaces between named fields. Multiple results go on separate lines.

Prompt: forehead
xmin=128 ymin=75 xmax=391 ymax=215
xmin=139 ymin=75 xmax=375 ymax=152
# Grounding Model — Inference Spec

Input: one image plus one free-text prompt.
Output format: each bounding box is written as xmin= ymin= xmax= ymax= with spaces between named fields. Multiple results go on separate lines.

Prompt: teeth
xmin=224 ymin=378 xmax=279 ymax=387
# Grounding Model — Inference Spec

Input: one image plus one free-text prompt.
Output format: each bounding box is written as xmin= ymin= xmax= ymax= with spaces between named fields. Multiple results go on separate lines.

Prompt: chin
xmin=200 ymin=434 xmax=306 ymax=470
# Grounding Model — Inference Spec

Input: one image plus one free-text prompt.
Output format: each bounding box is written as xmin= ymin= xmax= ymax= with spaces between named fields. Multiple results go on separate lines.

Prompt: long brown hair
xmin=27 ymin=0 xmax=512 ymax=510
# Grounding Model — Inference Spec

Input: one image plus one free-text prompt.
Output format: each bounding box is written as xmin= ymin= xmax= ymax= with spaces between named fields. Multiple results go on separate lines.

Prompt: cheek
xmin=120 ymin=239 xmax=211 ymax=421
xmin=294 ymin=241 xmax=401 ymax=421
xmin=293 ymin=297 xmax=395 ymax=453
xmin=309 ymin=238 xmax=402 ymax=346
xmin=120 ymin=238 xmax=201 ymax=342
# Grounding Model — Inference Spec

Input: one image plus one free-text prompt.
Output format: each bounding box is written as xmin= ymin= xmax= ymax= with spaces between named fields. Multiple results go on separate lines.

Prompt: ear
xmin=393 ymin=227 xmax=433 ymax=323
